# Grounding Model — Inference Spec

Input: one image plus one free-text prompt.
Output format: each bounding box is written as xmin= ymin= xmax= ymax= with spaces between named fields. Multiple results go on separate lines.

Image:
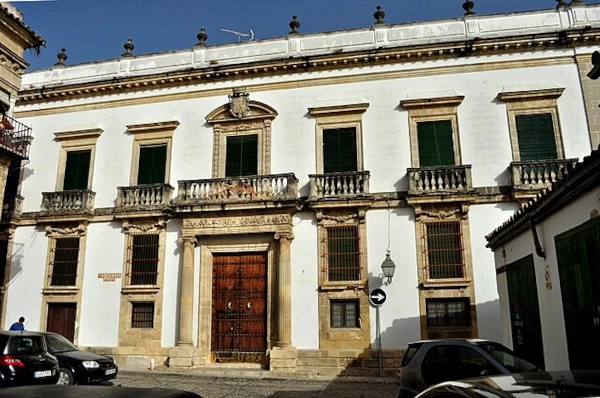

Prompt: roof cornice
xmin=17 ymin=28 xmax=600 ymax=106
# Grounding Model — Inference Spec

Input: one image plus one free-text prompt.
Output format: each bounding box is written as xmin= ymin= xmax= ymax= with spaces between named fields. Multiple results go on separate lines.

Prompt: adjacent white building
xmin=2 ymin=3 xmax=599 ymax=375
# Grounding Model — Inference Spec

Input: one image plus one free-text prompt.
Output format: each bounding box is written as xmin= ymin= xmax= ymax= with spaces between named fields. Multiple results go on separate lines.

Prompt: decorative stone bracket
xmin=413 ymin=204 xmax=470 ymax=222
xmin=45 ymin=224 xmax=87 ymax=237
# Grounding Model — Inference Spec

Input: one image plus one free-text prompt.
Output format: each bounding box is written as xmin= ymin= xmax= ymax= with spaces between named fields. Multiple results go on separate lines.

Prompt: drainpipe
xmin=528 ymin=218 xmax=546 ymax=258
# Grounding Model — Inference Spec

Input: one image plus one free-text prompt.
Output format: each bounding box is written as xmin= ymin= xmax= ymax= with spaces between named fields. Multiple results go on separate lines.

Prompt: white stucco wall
xmin=291 ymin=212 xmax=319 ymax=349
xmin=78 ymin=222 xmax=123 ymax=347
xmin=162 ymin=219 xmax=182 ymax=347
xmin=493 ymin=186 xmax=600 ymax=371
xmin=367 ymin=208 xmax=421 ymax=349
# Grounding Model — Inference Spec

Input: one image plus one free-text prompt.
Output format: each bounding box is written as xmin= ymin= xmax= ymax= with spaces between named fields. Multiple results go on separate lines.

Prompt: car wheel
xmin=57 ymin=368 xmax=75 ymax=386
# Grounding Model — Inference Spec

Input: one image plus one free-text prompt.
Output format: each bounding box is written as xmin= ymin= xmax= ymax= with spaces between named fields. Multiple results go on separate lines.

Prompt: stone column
xmin=274 ymin=232 xmax=294 ymax=348
xmin=177 ymin=235 xmax=197 ymax=345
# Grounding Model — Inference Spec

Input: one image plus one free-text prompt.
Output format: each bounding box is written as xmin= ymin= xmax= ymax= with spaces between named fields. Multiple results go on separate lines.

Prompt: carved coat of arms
xmin=228 ymin=87 xmax=250 ymax=119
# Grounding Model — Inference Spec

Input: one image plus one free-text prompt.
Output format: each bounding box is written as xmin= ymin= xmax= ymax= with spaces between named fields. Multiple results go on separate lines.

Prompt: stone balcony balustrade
xmin=510 ymin=159 xmax=578 ymax=191
xmin=176 ymin=173 xmax=298 ymax=207
xmin=40 ymin=189 xmax=96 ymax=217
xmin=1 ymin=194 xmax=23 ymax=222
xmin=116 ymin=183 xmax=174 ymax=213
xmin=407 ymin=165 xmax=473 ymax=195
xmin=308 ymin=171 xmax=371 ymax=200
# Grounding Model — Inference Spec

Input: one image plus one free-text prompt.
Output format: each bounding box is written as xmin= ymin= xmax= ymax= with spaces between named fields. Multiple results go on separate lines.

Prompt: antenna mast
xmin=220 ymin=28 xmax=255 ymax=42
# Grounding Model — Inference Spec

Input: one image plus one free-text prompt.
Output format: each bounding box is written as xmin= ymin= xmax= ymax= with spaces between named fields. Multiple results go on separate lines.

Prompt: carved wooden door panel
xmin=46 ymin=303 xmax=77 ymax=342
xmin=212 ymin=252 xmax=267 ymax=362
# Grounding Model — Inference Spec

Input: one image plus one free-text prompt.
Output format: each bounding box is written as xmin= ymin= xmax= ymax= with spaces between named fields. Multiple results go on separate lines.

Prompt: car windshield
xmin=476 ymin=341 xmax=539 ymax=373
xmin=45 ymin=334 xmax=78 ymax=354
xmin=8 ymin=336 xmax=44 ymax=354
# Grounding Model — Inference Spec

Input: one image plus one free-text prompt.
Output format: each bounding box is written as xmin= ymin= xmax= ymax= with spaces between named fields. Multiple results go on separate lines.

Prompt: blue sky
xmin=16 ymin=0 xmax=600 ymax=71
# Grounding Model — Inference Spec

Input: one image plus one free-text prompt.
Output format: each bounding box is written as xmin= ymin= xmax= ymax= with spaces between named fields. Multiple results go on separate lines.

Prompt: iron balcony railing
xmin=116 ymin=183 xmax=173 ymax=212
xmin=510 ymin=159 xmax=578 ymax=191
xmin=41 ymin=189 xmax=95 ymax=216
xmin=0 ymin=114 xmax=32 ymax=160
xmin=408 ymin=165 xmax=473 ymax=194
xmin=1 ymin=194 xmax=23 ymax=222
xmin=177 ymin=173 xmax=298 ymax=205
xmin=308 ymin=171 xmax=371 ymax=199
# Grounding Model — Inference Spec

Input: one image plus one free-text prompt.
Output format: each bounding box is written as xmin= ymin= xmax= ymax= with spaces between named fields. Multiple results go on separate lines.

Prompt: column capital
xmin=274 ymin=232 xmax=294 ymax=241
xmin=178 ymin=236 xmax=198 ymax=246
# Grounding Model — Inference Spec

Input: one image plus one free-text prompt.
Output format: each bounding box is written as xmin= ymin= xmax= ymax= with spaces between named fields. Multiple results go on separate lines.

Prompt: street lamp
xmin=381 ymin=250 xmax=396 ymax=285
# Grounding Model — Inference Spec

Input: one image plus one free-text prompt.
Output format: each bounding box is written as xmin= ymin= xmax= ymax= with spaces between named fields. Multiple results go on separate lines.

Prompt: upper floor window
xmin=49 ymin=237 xmax=80 ymax=287
xmin=309 ymin=102 xmax=368 ymax=174
xmin=127 ymin=121 xmax=178 ymax=186
xmin=137 ymin=144 xmax=167 ymax=185
xmin=126 ymin=233 xmax=160 ymax=286
xmin=225 ymin=134 xmax=258 ymax=177
xmin=326 ymin=225 xmax=361 ymax=282
xmin=498 ymin=86 xmax=565 ymax=161
xmin=515 ymin=113 xmax=558 ymax=161
xmin=417 ymin=120 xmax=455 ymax=167
xmin=400 ymin=92 xmax=464 ymax=168
xmin=53 ymin=128 xmax=102 ymax=192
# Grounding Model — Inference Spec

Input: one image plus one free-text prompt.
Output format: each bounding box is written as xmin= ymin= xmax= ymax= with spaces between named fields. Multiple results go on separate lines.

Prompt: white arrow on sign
xmin=371 ymin=292 xmax=385 ymax=301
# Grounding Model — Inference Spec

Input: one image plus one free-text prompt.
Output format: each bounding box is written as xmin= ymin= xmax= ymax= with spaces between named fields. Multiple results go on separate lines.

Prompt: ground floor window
xmin=426 ymin=298 xmax=470 ymax=327
xmin=131 ymin=302 xmax=154 ymax=328
xmin=330 ymin=299 xmax=359 ymax=328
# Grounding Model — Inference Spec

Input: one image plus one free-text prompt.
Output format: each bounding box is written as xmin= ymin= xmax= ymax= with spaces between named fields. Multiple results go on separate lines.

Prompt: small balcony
xmin=407 ymin=165 xmax=473 ymax=195
xmin=308 ymin=171 xmax=371 ymax=200
xmin=176 ymin=173 xmax=298 ymax=207
xmin=1 ymin=194 xmax=23 ymax=222
xmin=40 ymin=190 xmax=95 ymax=218
xmin=0 ymin=114 xmax=32 ymax=160
xmin=510 ymin=159 xmax=578 ymax=192
xmin=116 ymin=183 xmax=173 ymax=214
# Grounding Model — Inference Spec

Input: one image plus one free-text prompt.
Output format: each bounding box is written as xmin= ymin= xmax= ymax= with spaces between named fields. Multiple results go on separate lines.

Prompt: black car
xmin=398 ymin=339 xmax=540 ymax=398
xmin=39 ymin=332 xmax=118 ymax=385
xmin=0 ymin=331 xmax=59 ymax=387
xmin=415 ymin=371 xmax=600 ymax=398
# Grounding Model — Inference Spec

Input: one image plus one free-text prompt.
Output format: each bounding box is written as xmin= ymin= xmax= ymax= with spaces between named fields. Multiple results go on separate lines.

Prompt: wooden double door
xmin=211 ymin=253 xmax=267 ymax=362
xmin=46 ymin=303 xmax=76 ymax=342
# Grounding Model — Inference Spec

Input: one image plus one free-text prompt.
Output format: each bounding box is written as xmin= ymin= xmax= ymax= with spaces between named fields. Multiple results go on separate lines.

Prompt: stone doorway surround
xmin=169 ymin=212 xmax=296 ymax=369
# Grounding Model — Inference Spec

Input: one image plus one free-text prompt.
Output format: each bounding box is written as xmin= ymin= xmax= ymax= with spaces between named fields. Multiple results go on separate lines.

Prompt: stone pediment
xmin=206 ymin=100 xmax=278 ymax=124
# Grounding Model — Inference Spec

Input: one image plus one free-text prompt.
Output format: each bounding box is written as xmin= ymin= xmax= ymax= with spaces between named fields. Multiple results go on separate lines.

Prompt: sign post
xmin=369 ymin=288 xmax=387 ymax=377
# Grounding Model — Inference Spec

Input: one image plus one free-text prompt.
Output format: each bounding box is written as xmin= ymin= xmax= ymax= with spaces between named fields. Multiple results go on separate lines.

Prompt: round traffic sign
xmin=369 ymin=288 xmax=387 ymax=307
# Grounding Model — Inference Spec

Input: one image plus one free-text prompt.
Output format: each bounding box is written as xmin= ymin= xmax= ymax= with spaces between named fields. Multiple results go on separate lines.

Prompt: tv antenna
xmin=220 ymin=28 xmax=255 ymax=42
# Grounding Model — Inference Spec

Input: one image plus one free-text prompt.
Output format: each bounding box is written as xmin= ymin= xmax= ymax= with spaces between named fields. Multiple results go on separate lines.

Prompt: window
xmin=45 ymin=334 xmax=77 ymax=354
xmin=63 ymin=150 xmax=91 ymax=190
xmin=225 ymin=134 xmax=258 ymax=177
xmin=327 ymin=225 xmax=360 ymax=281
xmin=421 ymin=344 xmax=496 ymax=387
xmin=424 ymin=221 xmax=464 ymax=279
xmin=137 ymin=144 xmax=167 ymax=185
xmin=515 ymin=113 xmax=558 ymax=161
xmin=323 ymin=128 xmax=358 ymax=173
xmin=128 ymin=234 xmax=159 ymax=285
xmin=330 ymin=300 xmax=358 ymax=328
xmin=417 ymin=120 xmax=455 ymax=167
xmin=131 ymin=302 xmax=154 ymax=328
xmin=50 ymin=237 xmax=79 ymax=286
xmin=426 ymin=298 xmax=470 ymax=327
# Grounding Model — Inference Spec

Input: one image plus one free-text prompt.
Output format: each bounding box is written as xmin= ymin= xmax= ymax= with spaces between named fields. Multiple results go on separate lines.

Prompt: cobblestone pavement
xmin=115 ymin=370 xmax=400 ymax=398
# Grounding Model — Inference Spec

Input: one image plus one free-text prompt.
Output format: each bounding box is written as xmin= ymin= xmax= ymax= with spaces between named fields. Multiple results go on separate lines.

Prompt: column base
xmin=169 ymin=346 xmax=200 ymax=368
xmin=270 ymin=346 xmax=297 ymax=373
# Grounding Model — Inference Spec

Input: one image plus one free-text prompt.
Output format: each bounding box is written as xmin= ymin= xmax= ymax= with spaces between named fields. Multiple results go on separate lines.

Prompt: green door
xmin=505 ymin=254 xmax=545 ymax=369
xmin=555 ymin=217 xmax=600 ymax=370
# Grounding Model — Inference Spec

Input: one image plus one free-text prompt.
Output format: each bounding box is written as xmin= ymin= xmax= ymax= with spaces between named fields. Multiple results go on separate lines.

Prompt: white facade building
xmin=2 ymin=3 xmax=599 ymax=375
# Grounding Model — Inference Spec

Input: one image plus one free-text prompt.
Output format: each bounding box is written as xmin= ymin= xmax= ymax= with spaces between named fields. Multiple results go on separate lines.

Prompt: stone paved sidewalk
xmin=116 ymin=367 xmax=400 ymax=398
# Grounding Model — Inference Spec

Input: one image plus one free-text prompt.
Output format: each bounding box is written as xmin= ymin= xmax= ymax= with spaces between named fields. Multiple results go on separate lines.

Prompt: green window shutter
xmin=417 ymin=120 xmax=455 ymax=167
xmin=137 ymin=145 xmax=167 ymax=185
xmin=323 ymin=128 xmax=358 ymax=173
xmin=516 ymin=113 xmax=558 ymax=161
xmin=225 ymin=135 xmax=258 ymax=177
xmin=63 ymin=150 xmax=91 ymax=190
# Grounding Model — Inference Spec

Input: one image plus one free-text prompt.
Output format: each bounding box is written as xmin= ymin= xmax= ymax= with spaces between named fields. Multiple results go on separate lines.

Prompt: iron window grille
xmin=422 ymin=221 xmax=465 ymax=279
xmin=325 ymin=225 xmax=361 ymax=282
xmin=127 ymin=234 xmax=159 ymax=286
xmin=49 ymin=237 xmax=79 ymax=286
xmin=330 ymin=299 xmax=359 ymax=328
xmin=131 ymin=302 xmax=154 ymax=328
xmin=426 ymin=298 xmax=470 ymax=327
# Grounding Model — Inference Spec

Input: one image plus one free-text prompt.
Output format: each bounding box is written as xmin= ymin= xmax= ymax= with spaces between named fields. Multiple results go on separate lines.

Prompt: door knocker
xmin=227 ymin=301 xmax=233 ymax=312
xmin=246 ymin=302 xmax=252 ymax=310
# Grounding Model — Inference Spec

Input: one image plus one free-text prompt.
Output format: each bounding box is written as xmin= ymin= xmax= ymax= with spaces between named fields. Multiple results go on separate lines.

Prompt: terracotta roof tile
xmin=0 ymin=3 xmax=45 ymax=48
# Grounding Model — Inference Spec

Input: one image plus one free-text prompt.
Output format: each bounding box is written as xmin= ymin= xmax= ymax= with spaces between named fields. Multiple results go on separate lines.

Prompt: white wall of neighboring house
xmin=493 ymin=187 xmax=600 ymax=371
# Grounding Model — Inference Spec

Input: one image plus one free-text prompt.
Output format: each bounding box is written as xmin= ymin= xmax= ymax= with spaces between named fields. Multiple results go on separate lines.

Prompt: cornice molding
xmin=126 ymin=120 xmax=180 ymax=133
xmin=16 ymin=29 xmax=600 ymax=107
xmin=54 ymin=128 xmax=103 ymax=141
xmin=497 ymin=87 xmax=565 ymax=102
xmin=400 ymin=95 xmax=465 ymax=109
xmin=308 ymin=102 xmax=369 ymax=116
